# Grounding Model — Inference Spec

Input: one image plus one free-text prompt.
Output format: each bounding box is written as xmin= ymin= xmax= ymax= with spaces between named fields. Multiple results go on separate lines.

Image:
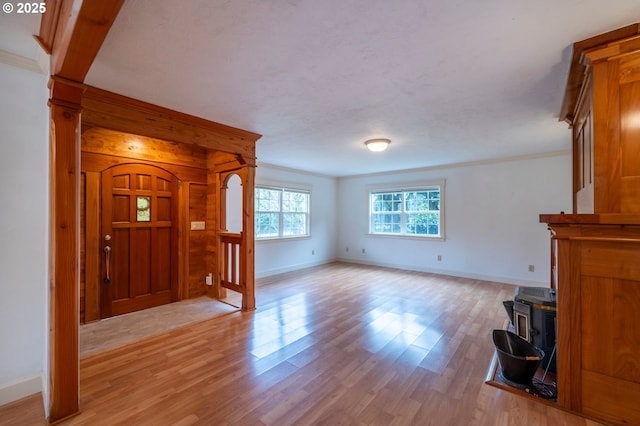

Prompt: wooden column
xmin=241 ymin=165 xmax=256 ymax=311
xmin=48 ymin=78 xmax=83 ymax=422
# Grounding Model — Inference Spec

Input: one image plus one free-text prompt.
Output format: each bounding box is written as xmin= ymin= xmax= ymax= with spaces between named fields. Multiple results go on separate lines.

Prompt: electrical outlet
xmin=437 ymin=255 xmax=442 ymax=261
xmin=346 ymin=247 xmax=349 ymax=253
xmin=528 ymin=265 xmax=535 ymax=272
xmin=312 ymin=249 xmax=315 ymax=255
xmin=362 ymin=248 xmax=366 ymax=254
xmin=205 ymin=273 xmax=213 ymax=286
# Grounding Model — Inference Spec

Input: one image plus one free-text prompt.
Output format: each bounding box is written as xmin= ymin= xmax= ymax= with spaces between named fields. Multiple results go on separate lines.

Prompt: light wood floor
xmin=1 ymin=262 xmax=605 ymax=425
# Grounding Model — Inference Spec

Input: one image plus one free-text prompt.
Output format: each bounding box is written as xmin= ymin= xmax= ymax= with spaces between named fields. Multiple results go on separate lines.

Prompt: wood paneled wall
xmin=80 ymin=127 xmax=212 ymax=323
xmin=189 ymin=183 xmax=208 ymax=298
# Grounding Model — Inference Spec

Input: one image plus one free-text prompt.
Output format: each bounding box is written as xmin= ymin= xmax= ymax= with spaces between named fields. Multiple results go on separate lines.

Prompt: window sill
xmin=256 ymin=235 xmax=312 ymax=243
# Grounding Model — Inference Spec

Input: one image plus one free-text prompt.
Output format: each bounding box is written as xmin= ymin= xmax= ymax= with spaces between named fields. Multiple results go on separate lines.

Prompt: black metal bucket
xmin=492 ymin=329 xmax=544 ymax=385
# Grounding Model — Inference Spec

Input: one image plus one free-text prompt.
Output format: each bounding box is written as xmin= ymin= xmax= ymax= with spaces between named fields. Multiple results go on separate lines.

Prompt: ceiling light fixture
xmin=364 ymin=138 xmax=391 ymax=152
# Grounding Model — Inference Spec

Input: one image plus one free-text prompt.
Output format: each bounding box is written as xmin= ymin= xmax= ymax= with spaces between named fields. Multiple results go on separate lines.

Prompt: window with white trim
xmin=255 ymin=186 xmax=310 ymax=239
xmin=369 ymin=184 xmax=443 ymax=238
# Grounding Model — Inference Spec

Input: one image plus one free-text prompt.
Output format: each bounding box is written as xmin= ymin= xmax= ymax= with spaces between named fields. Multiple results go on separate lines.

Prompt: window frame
xmin=255 ymin=183 xmax=311 ymax=240
xmin=367 ymin=180 xmax=445 ymax=240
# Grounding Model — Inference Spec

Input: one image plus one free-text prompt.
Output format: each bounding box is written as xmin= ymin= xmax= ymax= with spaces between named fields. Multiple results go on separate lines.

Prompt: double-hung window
xmin=369 ymin=182 xmax=443 ymax=238
xmin=255 ymin=186 xmax=310 ymax=239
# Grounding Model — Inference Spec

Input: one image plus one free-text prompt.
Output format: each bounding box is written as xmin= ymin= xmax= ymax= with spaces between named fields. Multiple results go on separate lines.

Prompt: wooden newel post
xmin=48 ymin=78 xmax=83 ymax=422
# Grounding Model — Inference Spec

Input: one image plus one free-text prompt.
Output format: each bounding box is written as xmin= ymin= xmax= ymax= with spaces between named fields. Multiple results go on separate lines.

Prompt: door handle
xmin=104 ymin=245 xmax=111 ymax=283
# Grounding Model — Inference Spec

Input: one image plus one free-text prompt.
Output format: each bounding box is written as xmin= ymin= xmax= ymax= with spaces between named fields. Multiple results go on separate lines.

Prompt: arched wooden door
xmin=101 ymin=164 xmax=179 ymax=318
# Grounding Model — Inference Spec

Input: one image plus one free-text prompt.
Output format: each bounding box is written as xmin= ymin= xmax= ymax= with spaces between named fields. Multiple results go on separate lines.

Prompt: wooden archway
xmin=39 ymin=2 xmax=260 ymax=422
xmin=215 ymin=166 xmax=256 ymax=310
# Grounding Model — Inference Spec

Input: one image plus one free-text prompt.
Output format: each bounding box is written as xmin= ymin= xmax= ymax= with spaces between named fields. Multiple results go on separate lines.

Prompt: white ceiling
xmin=3 ymin=1 xmax=640 ymax=176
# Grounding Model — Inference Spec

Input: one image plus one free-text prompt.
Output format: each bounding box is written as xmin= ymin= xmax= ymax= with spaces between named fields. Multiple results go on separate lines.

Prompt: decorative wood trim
xmin=559 ymin=23 xmax=640 ymax=124
xmin=81 ymin=127 xmax=208 ymax=170
xmin=539 ymin=213 xmax=640 ymax=225
xmin=566 ymin=238 xmax=582 ymax=412
xmin=81 ymin=151 xmax=207 ymax=184
xmin=583 ymin=34 xmax=640 ymax=64
xmin=207 ymin=154 xmax=224 ymax=299
xmin=178 ymin=182 xmax=190 ymax=301
xmin=84 ymin=172 xmax=101 ymax=323
xmin=82 ymin=86 xmax=261 ymax=156
xmin=35 ymin=0 xmax=62 ymax=54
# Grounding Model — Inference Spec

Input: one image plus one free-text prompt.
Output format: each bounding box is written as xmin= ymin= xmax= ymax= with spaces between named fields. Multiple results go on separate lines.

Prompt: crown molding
xmin=337 ymin=150 xmax=572 ymax=181
xmin=0 ymin=49 xmax=47 ymax=74
xmin=257 ymin=162 xmax=337 ymax=179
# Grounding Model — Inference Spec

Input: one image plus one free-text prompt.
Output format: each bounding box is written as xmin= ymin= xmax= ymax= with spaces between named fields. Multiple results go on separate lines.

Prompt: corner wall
xmin=255 ymin=164 xmax=338 ymax=278
xmin=0 ymin=62 xmax=49 ymax=405
xmin=336 ymin=153 xmax=572 ymax=287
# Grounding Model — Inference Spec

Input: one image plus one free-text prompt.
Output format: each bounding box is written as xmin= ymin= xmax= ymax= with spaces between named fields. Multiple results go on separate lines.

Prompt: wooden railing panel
xmin=220 ymin=233 xmax=243 ymax=293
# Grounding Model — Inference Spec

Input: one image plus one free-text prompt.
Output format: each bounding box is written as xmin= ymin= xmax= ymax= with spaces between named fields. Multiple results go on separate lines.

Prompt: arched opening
xmin=225 ymin=174 xmax=243 ymax=233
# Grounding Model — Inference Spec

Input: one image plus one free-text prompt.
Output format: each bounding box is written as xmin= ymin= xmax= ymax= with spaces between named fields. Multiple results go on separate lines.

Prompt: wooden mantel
xmin=540 ymin=213 xmax=640 ymax=225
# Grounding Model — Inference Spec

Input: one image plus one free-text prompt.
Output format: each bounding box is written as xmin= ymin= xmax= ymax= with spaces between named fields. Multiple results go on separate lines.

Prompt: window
xmin=136 ymin=196 xmax=151 ymax=222
xmin=255 ymin=186 xmax=310 ymax=239
xmin=369 ymin=184 xmax=443 ymax=238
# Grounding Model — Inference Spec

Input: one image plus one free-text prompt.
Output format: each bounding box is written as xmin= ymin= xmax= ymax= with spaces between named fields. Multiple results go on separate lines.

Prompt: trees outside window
xmin=370 ymin=185 xmax=442 ymax=238
xmin=255 ymin=186 xmax=310 ymax=239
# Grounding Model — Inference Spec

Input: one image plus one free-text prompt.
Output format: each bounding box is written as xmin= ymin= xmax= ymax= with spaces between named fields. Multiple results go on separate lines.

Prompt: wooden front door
xmin=101 ymin=164 xmax=179 ymax=318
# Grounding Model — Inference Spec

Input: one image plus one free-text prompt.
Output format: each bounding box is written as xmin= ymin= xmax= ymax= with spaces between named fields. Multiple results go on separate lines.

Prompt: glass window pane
xmin=372 ymin=192 xmax=402 ymax=212
xmin=255 ymin=186 xmax=311 ymax=238
xmin=256 ymin=188 xmax=281 ymax=212
xmin=283 ymin=191 xmax=309 ymax=212
xmin=255 ymin=212 xmax=279 ymax=237
xmin=372 ymin=213 xmax=401 ymax=233
xmin=405 ymin=191 xmax=429 ymax=212
xmin=407 ymin=212 xmax=440 ymax=235
xmin=370 ymin=187 xmax=442 ymax=237
xmin=136 ymin=196 xmax=151 ymax=222
xmin=283 ymin=213 xmax=307 ymax=236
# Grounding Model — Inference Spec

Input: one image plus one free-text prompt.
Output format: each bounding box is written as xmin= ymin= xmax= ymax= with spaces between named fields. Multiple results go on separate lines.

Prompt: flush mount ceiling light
xmin=364 ymin=138 xmax=391 ymax=152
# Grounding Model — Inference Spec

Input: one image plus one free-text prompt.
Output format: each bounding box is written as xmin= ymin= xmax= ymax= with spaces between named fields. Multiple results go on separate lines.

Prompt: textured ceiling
xmin=3 ymin=1 xmax=640 ymax=176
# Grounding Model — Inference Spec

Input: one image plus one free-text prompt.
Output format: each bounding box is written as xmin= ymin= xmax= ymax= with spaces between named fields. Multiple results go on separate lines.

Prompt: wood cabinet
xmin=559 ymin=23 xmax=640 ymax=214
xmin=540 ymin=215 xmax=640 ymax=425
xmin=541 ymin=24 xmax=640 ymax=425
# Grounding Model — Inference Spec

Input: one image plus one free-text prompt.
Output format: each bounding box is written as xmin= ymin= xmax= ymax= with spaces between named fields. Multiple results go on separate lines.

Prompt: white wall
xmin=0 ymin=62 xmax=49 ymax=405
xmin=225 ymin=174 xmax=243 ymax=233
xmin=336 ymin=153 xmax=572 ymax=287
xmin=255 ymin=164 xmax=338 ymax=278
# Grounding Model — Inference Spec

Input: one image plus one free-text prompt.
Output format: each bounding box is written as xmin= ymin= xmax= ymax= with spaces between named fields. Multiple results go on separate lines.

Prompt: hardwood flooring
xmin=1 ymin=262 xmax=604 ymax=425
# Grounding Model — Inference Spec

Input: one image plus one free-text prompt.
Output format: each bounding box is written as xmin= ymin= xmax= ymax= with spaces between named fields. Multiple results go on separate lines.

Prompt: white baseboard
xmin=256 ymin=257 xmax=546 ymax=288
xmin=0 ymin=374 xmax=42 ymax=407
xmin=335 ymin=257 xmax=548 ymax=288
xmin=256 ymin=258 xmax=337 ymax=279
